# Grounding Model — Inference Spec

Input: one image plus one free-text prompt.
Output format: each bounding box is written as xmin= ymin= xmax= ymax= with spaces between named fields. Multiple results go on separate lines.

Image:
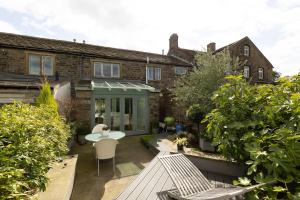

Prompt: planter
xmin=152 ymin=128 xmax=159 ymax=134
xmin=177 ymin=144 xmax=184 ymax=151
xmin=77 ymin=135 xmax=87 ymax=145
xmin=199 ymin=138 xmax=215 ymax=152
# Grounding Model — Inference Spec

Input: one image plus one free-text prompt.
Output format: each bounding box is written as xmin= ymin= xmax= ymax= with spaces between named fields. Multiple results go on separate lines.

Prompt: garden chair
xmin=92 ymin=123 xmax=108 ymax=133
xmin=158 ymin=154 xmax=268 ymax=200
xmin=94 ymin=138 xmax=118 ymax=176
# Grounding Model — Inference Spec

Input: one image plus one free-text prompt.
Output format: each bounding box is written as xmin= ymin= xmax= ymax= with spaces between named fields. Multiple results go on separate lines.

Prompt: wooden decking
xmin=115 ymin=152 xmax=236 ymax=200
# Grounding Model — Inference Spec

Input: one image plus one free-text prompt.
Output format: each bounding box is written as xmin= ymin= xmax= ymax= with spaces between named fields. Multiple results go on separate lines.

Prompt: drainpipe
xmin=146 ymin=57 xmax=149 ymax=84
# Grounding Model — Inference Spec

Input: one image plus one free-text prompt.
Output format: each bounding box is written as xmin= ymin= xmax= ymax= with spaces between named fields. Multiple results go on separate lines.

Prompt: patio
xmin=70 ymin=135 xmax=154 ymax=200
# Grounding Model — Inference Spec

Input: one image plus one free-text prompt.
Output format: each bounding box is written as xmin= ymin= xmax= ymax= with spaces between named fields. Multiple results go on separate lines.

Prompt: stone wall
xmin=228 ymin=38 xmax=273 ymax=83
xmin=0 ymin=47 xmax=187 ymax=127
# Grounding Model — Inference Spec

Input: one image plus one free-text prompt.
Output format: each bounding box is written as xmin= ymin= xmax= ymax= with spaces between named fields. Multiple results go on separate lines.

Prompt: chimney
xmin=169 ymin=33 xmax=178 ymax=49
xmin=207 ymin=42 xmax=216 ymax=52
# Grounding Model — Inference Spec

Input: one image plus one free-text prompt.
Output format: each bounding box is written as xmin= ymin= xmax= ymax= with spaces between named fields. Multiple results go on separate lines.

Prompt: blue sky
xmin=0 ymin=0 xmax=299 ymax=75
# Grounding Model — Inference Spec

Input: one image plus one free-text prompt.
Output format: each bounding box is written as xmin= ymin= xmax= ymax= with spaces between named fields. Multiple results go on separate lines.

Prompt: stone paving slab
xmin=38 ymin=155 xmax=78 ymax=200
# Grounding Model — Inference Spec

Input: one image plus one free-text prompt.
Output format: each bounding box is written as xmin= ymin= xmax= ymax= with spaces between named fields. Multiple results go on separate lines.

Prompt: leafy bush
xmin=203 ymin=75 xmax=300 ymax=199
xmin=0 ymin=102 xmax=70 ymax=199
xmin=164 ymin=116 xmax=175 ymax=126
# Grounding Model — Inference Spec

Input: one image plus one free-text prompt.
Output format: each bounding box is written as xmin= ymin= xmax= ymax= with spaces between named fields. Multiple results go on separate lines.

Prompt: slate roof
xmin=0 ymin=32 xmax=190 ymax=66
xmin=213 ymin=36 xmax=249 ymax=54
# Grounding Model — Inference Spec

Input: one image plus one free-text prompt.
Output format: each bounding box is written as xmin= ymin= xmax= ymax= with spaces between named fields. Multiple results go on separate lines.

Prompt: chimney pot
xmin=169 ymin=33 xmax=179 ymax=50
xmin=207 ymin=42 xmax=216 ymax=52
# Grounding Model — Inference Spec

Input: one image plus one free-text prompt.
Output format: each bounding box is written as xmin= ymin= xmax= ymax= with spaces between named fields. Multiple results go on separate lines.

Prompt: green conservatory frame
xmin=90 ymin=81 xmax=155 ymax=135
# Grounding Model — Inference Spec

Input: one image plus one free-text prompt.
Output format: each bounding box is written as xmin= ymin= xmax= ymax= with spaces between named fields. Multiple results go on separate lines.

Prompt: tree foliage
xmin=0 ymin=102 xmax=70 ymax=199
xmin=203 ymin=75 xmax=300 ymax=199
xmin=172 ymin=50 xmax=239 ymax=114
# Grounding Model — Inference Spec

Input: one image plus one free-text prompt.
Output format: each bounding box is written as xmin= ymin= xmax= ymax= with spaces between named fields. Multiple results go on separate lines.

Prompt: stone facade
xmin=0 ymin=32 xmax=191 ymax=130
xmin=223 ymin=37 xmax=273 ymax=83
xmin=0 ymin=32 xmax=274 ymax=132
xmin=168 ymin=34 xmax=274 ymax=83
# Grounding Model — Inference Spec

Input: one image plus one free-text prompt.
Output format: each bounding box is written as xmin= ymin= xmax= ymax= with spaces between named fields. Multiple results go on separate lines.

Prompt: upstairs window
xmin=258 ymin=68 xmax=264 ymax=80
xmin=243 ymin=45 xmax=250 ymax=56
xmin=147 ymin=66 xmax=161 ymax=80
xmin=174 ymin=66 xmax=187 ymax=75
xmin=243 ymin=66 xmax=250 ymax=78
xmin=94 ymin=62 xmax=120 ymax=78
xmin=28 ymin=54 xmax=54 ymax=76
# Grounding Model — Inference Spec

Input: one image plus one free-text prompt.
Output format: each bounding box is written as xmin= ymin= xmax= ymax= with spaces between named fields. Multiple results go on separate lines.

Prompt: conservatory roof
xmin=91 ymin=80 xmax=155 ymax=92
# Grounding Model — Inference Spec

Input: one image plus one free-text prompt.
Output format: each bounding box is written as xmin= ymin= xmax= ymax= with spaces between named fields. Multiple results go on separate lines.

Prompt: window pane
xmin=111 ymin=98 xmax=120 ymax=130
xmin=155 ymin=68 xmax=161 ymax=80
xmin=112 ymin=64 xmax=120 ymax=77
xmin=175 ymin=67 xmax=186 ymax=75
xmin=124 ymin=98 xmax=133 ymax=131
xmin=94 ymin=62 xmax=102 ymax=76
xmin=259 ymin=68 xmax=264 ymax=79
xmin=244 ymin=45 xmax=249 ymax=56
xmin=137 ymin=97 xmax=146 ymax=130
xmin=42 ymin=56 xmax=53 ymax=75
xmin=244 ymin=66 xmax=249 ymax=78
xmin=95 ymin=98 xmax=106 ymax=124
xmin=29 ymin=55 xmax=40 ymax=75
xmin=103 ymin=63 xmax=111 ymax=77
xmin=147 ymin=67 xmax=154 ymax=80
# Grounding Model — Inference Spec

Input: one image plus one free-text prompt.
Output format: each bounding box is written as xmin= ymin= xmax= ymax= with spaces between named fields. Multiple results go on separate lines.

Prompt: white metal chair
xmin=158 ymin=154 xmax=269 ymax=200
xmin=92 ymin=124 xmax=108 ymax=133
xmin=94 ymin=138 xmax=118 ymax=176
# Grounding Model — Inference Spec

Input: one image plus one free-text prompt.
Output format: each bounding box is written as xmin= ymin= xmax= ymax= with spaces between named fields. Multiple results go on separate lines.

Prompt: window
xmin=147 ymin=66 xmax=161 ymax=80
xmin=174 ymin=66 xmax=187 ymax=75
xmin=28 ymin=54 xmax=54 ymax=76
xmin=244 ymin=45 xmax=250 ymax=56
xmin=94 ymin=62 xmax=120 ymax=78
xmin=243 ymin=66 xmax=250 ymax=78
xmin=258 ymin=68 xmax=264 ymax=80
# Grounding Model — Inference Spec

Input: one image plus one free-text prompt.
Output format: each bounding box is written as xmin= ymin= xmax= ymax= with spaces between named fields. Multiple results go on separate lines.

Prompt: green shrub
xmin=203 ymin=75 xmax=300 ymax=199
xmin=36 ymin=80 xmax=58 ymax=113
xmin=0 ymin=102 xmax=70 ymax=199
xmin=164 ymin=116 xmax=175 ymax=126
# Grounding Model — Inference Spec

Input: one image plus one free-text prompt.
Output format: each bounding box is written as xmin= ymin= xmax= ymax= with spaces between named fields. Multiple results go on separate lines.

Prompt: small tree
xmin=36 ymin=80 xmax=58 ymax=113
xmin=186 ymin=104 xmax=204 ymax=138
xmin=172 ymin=49 xmax=238 ymax=115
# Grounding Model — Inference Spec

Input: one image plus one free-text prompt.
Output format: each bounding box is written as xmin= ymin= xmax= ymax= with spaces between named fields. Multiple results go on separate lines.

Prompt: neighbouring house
xmin=168 ymin=33 xmax=274 ymax=83
xmin=0 ymin=32 xmax=273 ymax=134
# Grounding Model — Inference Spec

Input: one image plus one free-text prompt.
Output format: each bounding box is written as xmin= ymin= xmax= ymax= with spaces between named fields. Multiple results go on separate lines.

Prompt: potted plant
xmin=75 ymin=122 xmax=90 ymax=145
xmin=150 ymin=122 xmax=159 ymax=134
xmin=164 ymin=116 xmax=175 ymax=133
xmin=173 ymin=137 xmax=188 ymax=151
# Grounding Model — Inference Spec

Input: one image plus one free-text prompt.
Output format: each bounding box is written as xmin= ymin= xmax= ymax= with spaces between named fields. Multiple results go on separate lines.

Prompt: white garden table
xmin=85 ymin=131 xmax=126 ymax=142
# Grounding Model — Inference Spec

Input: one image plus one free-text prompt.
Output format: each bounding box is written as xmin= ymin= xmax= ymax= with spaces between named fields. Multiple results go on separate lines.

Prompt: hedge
xmin=0 ymin=102 xmax=70 ymax=199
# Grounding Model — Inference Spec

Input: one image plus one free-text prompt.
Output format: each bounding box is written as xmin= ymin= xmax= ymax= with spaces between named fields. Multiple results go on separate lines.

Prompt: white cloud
xmin=0 ymin=0 xmax=299 ymax=75
xmin=0 ymin=20 xmax=19 ymax=34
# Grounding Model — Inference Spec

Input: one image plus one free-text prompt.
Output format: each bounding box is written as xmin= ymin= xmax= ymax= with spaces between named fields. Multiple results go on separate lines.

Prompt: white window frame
xmin=147 ymin=66 xmax=161 ymax=81
xmin=94 ymin=62 xmax=120 ymax=78
xmin=244 ymin=45 xmax=250 ymax=56
xmin=28 ymin=54 xmax=54 ymax=76
xmin=243 ymin=66 xmax=250 ymax=78
xmin=174 ymin=66 xmax=187 ymax=75
xmin=258 ymin=68 xmax=264 ymax=80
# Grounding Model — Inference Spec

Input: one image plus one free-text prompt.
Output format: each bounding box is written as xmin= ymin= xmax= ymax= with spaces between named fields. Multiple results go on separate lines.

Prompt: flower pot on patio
xmin=199 ymin=137 xmax=215 ymax=152
xmin=77 ymin=134 xmax=87 ymax=145
xmin=177 ymin=144 xmax=184 ymax=151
